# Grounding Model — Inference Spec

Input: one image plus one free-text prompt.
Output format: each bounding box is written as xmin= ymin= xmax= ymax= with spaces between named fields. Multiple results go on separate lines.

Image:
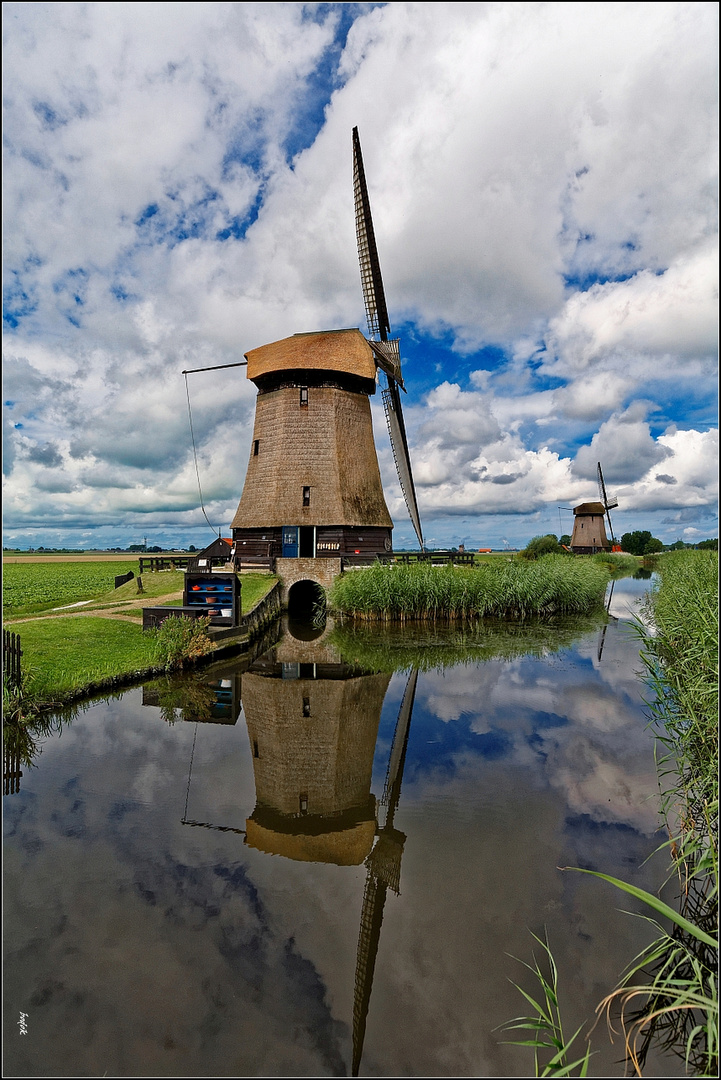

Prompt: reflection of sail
xmin=243 ymin=645 xmax=391 ymax=866
xmin=597 ymin=578 xmax=619 ymax=662
xmin=352 ymin=669 xmax=418 ymax=1076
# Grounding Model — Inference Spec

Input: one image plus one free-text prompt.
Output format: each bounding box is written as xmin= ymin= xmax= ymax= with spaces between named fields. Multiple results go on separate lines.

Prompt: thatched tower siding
xmin=231 ymin=385 xmax=392 ymax=528
xmin=570 ymin=501 xmax=610 ymax=553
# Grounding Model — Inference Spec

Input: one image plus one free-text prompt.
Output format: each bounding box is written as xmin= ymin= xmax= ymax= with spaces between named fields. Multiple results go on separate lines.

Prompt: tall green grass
xmin=618 ymin=549 xmax=719 ymax=1074
xmin=640 ymin=550 xmax=718 ymax=814
xmin=329 ymin=556 xmax=609 ymax=621
xmin=592 ymin=551 xmax=640 ymax=575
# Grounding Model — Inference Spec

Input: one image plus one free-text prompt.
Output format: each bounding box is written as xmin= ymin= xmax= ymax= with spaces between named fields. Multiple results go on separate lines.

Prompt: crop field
xmin=3 ymin=561 xmax=142 ymax=616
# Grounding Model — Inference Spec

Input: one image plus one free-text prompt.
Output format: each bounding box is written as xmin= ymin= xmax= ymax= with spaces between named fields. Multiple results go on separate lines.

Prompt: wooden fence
xmin=3 ymin=629 xmax=22 ymax=688
xmin=4 ymin=747 xmax=22 ymax=795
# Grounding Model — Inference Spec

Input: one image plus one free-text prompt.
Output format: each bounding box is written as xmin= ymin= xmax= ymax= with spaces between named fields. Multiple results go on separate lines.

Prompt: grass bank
xmin=3 ymin=571 xmax=278 ymax=708
xmin=329 ymin=555 xmax=610 ymax=621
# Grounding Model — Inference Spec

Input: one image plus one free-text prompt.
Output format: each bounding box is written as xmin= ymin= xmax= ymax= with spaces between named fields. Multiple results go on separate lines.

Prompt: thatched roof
xmin=245 ymin=328 xmax=375 ymax=383
xmin=573 ymin=501 xmax=606 ymax=515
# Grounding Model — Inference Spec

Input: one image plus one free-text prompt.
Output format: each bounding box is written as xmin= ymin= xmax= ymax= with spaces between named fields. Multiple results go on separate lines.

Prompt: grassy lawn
xmin=6 ymin=568 xmax=277 ymax=621
xmin=13 ymin=617 xmax=163 ymax=699
xmin=5 ymin=572 xmax=278 ymax=703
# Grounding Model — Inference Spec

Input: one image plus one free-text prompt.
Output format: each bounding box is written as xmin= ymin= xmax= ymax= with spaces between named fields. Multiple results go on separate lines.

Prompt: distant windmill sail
xmin=353 ymin=126 xmax=424 ymax=549
xmin=597 ymin=461 xmax=618 ymax=545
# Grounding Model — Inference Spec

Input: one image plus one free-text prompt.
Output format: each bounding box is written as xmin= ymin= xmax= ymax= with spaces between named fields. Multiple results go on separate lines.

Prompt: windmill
xmin=353 ymin=127 xmax=424 ymax=551
xmin=569 ymin=462 xmax=619 ymax=554
xmin=227 ymin=128 xmax=423 ymax=584
xmin=596 ymin=461 xmax=619 ymax=548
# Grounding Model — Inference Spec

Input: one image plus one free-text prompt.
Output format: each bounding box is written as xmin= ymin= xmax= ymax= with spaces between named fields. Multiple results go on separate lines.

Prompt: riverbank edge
xmin=5 ymin=581 xmax=282 ymax=717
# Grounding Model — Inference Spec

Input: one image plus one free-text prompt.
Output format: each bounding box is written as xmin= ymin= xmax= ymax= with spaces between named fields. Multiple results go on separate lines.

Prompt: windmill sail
xmin=353 ymin=127 xmax=391 ymax=342
xmin=597 ymin=461 xmax=618 ymax=544
xmin=353 ymin=126 xmax=424 ymax=549
xmin=382 ymin=382 xmax=423 ymax=551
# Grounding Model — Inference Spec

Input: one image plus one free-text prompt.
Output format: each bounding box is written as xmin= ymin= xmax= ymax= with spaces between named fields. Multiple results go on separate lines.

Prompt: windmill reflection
xmin=242 ymin=633 xmax=390 ymax=866
xmin=242 ymin=638 xmax=419 ymax=1076
xmin=144 ymin=621 xmax=419 ymax=1076
xmin=352 ymin=668 xmax=418 ymax=1076
xmin=597 ymin=577 xmax=620 ymax=662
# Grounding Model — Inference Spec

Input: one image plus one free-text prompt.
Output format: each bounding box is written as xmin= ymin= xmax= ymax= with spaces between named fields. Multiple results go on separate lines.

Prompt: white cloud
xmin=543 ymin=243 xmax=718 ymax=379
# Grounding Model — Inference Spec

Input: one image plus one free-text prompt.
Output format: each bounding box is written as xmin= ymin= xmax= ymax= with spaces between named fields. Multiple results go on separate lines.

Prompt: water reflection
xmin=242 ymin=636 xmax=388 ymax=866
xmin=4 ymin=576 xmax=684 ymax=1078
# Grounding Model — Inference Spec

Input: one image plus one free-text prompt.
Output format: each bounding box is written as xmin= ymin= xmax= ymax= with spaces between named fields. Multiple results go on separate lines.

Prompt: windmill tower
xmin=569 ymin=461 xmax=619 ymax=554
xmin=230 ymin=128 xmax=423 ymax=585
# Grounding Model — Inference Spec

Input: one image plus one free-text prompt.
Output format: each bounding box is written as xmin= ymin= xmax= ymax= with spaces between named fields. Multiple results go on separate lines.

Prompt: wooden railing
xmin=395 ymin=551 xmax=476 ymax=566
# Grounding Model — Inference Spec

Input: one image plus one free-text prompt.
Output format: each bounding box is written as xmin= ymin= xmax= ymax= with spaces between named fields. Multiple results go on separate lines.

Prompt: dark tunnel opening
xmin=287 ymin=579 xmax=326 ymax=639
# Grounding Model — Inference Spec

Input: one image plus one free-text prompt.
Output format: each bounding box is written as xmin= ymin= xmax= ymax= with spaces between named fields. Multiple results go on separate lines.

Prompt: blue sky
xmin=2 ymin=2 xmax=718 ymax=550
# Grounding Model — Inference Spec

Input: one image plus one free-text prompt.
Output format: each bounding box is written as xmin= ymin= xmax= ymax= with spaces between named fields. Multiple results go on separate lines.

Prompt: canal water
xmin=4 ymin=575 xmax=685 ymax=1077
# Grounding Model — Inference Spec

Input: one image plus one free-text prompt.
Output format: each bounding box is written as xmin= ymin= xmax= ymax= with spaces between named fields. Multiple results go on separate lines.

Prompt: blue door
xmin=282 ymin=526 xmax=298 ymax=558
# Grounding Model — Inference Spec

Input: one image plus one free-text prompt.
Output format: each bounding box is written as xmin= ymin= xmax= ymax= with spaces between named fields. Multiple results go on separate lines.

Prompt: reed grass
xmin=592 ymin=551 xmax=640 ymax=575
xmin=502 ymin=930 xmax=592 ymax=1077
xmin=611 ymin=549 xmax=719 ymax=1075
xmin=329 ymin=556 xmax=609 ymax=622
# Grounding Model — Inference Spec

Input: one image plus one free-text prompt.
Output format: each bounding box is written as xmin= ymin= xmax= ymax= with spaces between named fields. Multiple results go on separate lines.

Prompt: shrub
xmin=520 ymin=534 xmax=565 ymax=560
xmin=151 ymin=615 xmax=214 ymax=671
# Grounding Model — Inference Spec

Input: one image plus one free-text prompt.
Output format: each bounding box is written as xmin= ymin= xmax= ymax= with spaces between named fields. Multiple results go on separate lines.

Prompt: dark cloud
xmin=27 ymin=442 xmax=63 ymax=467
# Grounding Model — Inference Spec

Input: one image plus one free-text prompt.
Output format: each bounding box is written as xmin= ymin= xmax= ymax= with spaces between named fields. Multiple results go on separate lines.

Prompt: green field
xmin=3 ymin=561 xmax=141 ymax=616
xmin=3 ymin=563 xmax=276 ymax=619
xmin=3 ymin=566 xmax=278 ymax=705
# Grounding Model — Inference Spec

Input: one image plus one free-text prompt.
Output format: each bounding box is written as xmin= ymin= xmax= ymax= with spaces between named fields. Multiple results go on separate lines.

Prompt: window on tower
xmin=253 ymin=439 xmax=259 ymax=456
xmin=300 ymin=386 xmax=308 ymax=406
xmin=302 ymin=486 xmax=311 ymax=506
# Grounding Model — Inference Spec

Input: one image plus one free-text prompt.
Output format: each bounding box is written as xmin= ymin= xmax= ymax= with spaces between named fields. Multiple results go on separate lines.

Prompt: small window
xmin=253 ymin=740 xmax=259 ymax=758
xmin=302 ymin=486 xmax=311 ymax=507
xmin=302 ymin=696 xmax=311 ymax=717
xmin=300 ymin=386 xmax=308 ymax=406
xmin=253 ymin=440 xmax=259 ymax=456
xmin=299 ymin=793 xmax=308 ymax=815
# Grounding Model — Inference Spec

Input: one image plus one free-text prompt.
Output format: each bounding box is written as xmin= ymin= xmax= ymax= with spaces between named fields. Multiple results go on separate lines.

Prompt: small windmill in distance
xmin=569 ymin=461 xmax=621 ymax=554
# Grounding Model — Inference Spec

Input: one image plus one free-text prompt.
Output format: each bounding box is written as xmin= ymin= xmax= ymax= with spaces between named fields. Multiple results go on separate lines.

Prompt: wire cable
xmin=184 ymin=372 xmax=220 ymax=537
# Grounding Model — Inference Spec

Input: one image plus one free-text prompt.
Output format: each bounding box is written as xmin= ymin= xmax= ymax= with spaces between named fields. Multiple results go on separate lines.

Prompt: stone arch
xmin=287 ymin=579 xmax=325 ymax=622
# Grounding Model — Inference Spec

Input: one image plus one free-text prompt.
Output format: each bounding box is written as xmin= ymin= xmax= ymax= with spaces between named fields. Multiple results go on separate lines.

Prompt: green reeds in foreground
xmin=639 ymin=550 xmax=718 ymax=817
xmin=617 ymin=549 xmax=718 ymax=1076
xmin=329 ymin=556 xmax=609 ymax=621
xmin=501 ymin=930 xmax=592 ymax=1077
